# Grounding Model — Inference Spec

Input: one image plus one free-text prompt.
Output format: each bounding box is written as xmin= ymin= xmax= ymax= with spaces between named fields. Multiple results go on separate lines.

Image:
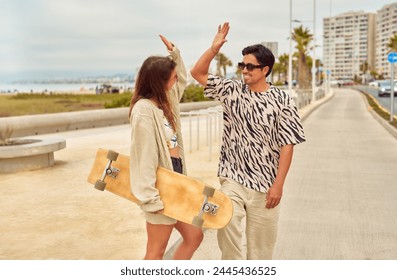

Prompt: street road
xmin=355 ymin=85 xmax=397 ymax=117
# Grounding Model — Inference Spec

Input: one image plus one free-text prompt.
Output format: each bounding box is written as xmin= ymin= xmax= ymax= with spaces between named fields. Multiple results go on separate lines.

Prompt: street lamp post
xmin=288 ymin=0 xmax=293 ymax=96
xmin=311 ymin=0 xmax=316 ymax=103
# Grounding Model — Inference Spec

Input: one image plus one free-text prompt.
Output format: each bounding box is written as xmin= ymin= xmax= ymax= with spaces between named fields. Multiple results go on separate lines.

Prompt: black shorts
xmin=171 ymin=157 xmax=183 ymax=174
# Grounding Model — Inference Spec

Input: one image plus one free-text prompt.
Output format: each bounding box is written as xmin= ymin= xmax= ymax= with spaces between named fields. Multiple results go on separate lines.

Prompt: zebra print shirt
xmin=204 ymin=74 xmax=306 ymax=193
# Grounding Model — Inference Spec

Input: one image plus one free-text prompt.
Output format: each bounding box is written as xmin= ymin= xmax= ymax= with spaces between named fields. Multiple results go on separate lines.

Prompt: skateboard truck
xmin=192 ymin=185 xmax=219 ymax=228
xmin=106 ymin=166 xmax=120 ymax=178
xmin=202 ymin=200 xmax=219 ymax=215
xmin=94 ymin=150 xmax=119 ymax=191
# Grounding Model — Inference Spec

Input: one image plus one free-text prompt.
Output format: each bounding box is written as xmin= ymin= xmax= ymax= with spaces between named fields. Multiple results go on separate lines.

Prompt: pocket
xmin=219 ymin=176 xmax=240 ymax=193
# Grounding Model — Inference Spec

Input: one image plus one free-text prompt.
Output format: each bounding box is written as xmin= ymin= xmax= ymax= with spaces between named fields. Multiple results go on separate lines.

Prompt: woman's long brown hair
xmin=129 ymin=56 xmax=177 ymax=131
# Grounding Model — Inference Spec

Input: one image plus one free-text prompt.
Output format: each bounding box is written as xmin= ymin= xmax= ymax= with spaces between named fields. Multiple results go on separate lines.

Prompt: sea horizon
xmin=0 ymin=82 xmax=135 ymax=94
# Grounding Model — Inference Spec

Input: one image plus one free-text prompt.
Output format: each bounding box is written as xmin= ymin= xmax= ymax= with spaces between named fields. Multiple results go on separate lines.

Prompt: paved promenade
xmin=192 ymin=88 xmax=397 ymax=260
xmin=1 ymin=88 xmax=397 ymax=260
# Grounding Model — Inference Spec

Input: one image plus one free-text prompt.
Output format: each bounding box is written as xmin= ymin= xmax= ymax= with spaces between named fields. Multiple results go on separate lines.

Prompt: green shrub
xmin=104 ymin=85 xmax=209 ymax=108
xmin=362 ymin=92 xmax=397 ymax=129
xmin=181 ymin=84 xmax=210 ymax=103
xmin=273 ymin=81 xmax=285 ymax=86
xmin=104 ymin=93 xmax=131 ymax=108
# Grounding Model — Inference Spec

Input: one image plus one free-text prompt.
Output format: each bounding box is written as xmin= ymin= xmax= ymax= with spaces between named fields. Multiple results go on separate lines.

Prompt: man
xmin=190 ymin=22 xmax=305 ymax=260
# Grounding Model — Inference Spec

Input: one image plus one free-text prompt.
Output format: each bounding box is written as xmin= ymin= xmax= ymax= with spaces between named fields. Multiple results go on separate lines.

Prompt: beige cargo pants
xmin=217 ymin=177 xmax=280 ymax=260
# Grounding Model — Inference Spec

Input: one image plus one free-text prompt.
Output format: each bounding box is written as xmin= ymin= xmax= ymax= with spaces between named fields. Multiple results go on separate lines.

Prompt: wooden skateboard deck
xmin=87 ymin=148 xmax=233 ymax=229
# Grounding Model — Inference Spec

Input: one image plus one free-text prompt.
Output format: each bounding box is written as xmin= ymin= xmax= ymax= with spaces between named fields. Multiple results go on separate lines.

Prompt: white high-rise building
xmin=323 ymin=11 xmax=376 ymax=81
xmin=376 ymin=2 xmax=397 ymax=78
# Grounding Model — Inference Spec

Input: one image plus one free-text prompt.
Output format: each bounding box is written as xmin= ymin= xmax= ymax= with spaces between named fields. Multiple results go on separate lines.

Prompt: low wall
xmin=0 ymin=101 xmax=220 ymax=137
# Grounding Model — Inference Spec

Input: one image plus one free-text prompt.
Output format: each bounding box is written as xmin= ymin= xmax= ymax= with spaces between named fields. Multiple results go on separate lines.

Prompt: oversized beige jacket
xmin=129 ymin=46 xmax=187 ymax=212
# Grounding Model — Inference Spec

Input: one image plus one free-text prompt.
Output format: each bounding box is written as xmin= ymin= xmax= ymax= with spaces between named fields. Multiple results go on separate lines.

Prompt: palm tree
xmin=272 ymin=63 xmax=282 ymax=83
xmin=292 ymin=25 xmax=313 ymax=89
xmin=215 ymin=52 xmax=233 ymax=77
xmin=277 ymin=53 xmax=289 ymax=84
xmin=235 ymin=65 xmax=242 ymax=79
xmin=360 ymin=61 xmax=369 ymax=73
xmin=387 ymin=34 xmax=397 ymax=52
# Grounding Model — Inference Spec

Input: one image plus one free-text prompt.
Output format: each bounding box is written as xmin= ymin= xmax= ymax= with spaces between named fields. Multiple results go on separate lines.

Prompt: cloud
xmin=0 ymin=0 xmax=394 ymax=82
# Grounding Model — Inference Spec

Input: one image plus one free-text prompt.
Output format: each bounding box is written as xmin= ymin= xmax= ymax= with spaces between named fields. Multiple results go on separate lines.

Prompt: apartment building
xmin=323 ymin=11 xmax=376 ymax=81
xmin=376 ymin=2 xmax=397 ymax=78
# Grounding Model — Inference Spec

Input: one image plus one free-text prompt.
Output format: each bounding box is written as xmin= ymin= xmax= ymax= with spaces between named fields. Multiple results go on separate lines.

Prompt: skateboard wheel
xmin=203 ymin=186 xmax=215 ymax=197
xmin=192 ymin=216 xmax=204 ymax=228
xmin=94 ymin=180 xmax=106 ymax=191
xmin=107 ymin=150 xmax=119 ymax=161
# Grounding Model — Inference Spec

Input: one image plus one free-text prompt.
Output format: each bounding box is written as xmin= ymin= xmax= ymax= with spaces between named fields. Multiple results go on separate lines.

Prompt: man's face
xmin=241 ymin=54 xmax=268 ymax=87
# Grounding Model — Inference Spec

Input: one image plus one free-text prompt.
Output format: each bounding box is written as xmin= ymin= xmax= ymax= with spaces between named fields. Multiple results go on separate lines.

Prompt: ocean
xmin=0 ymin=83 xmax=135 ymax=94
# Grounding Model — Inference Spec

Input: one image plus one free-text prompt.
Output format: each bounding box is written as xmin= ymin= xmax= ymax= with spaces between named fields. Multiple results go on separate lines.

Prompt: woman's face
xmin=165 ymin=69 xmax=178 ymax=91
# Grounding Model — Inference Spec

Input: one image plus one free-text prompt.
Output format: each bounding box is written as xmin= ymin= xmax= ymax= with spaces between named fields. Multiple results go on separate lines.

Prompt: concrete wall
xmin=0 ymin=101 xmax=220 ymax=138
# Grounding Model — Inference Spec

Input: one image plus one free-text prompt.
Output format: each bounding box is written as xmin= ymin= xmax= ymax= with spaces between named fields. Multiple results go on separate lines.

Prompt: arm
xmin=130 ymin=108 xmax=163 ymax=212
xmin=160 ymin=35 xmax=187 ymax=101
xmin=190 ymin=22 xmax=230 ymax=86
xmin=266 ymin=144 xmax=294 ymax=209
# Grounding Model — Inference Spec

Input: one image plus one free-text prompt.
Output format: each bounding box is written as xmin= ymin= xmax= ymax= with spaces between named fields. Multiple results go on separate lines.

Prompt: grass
xmin=0 ymin=92 xmax=132 ymax=117
xmin=362 ymin=91 xmax=397 ymax=130
xmin=0 ymin=85 xmax=208 ymax=117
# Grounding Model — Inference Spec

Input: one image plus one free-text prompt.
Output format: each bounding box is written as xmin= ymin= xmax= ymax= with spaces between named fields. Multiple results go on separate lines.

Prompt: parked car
xmin=332 ymin=79 xmax=355 ymax=87
xmin=369 ymin=80 xmax=382 ymax=87
xmin=340 ymin=79 xmax=355 ymax=86
xmin=377 ymin=80 xmax=397 ymax=97
xmin=96 ymin=84 xmax=120 ymax=94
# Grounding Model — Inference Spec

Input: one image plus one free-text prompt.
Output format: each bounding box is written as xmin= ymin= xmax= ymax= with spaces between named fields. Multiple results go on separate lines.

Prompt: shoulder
xmin=132 ymin=99 xmax=158 ymax=115
xmin=269 ymin=86 xmax=291 ymax=101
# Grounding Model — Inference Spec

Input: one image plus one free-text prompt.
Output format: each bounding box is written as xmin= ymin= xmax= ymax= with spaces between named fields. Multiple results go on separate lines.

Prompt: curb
xmin=360 ymin=93 xmax=397 ymax=140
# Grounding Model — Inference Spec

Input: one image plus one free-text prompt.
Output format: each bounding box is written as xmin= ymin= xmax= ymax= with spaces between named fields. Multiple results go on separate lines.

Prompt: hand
xmin=159 ymin=34 xmax=174 ymax=52
xmin=211 ymin=22 xmax=230 ymax=54
xmin=266 ymin=184 xmax=283 ymax=209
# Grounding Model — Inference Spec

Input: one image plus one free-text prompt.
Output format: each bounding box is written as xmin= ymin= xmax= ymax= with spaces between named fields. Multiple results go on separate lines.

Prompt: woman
xmin=129 ymin=35 xmax=203 ymax=260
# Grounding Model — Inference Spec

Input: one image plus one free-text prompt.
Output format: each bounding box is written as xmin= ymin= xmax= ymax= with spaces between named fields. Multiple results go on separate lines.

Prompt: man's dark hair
xmin=242 ymin=44 xmax=275 ymax=77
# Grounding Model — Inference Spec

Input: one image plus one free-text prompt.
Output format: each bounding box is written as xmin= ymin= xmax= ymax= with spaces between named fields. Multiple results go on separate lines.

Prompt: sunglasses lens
xmin=238 ymin=62 xmax=264 ymax=71
xmin=246 ymin=64 xmax=254 ymax=71
xmin=238 ymin=62 xmax=257 ymax=71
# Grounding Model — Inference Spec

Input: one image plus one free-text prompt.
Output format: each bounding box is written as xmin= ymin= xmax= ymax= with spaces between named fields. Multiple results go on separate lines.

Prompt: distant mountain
xmin=11 ymin=73 xmax=135 ymax=84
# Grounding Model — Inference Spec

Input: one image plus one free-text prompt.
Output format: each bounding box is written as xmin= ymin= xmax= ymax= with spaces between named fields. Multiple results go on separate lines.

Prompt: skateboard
xmin=87 ymin=148 xmax=233 ymax=229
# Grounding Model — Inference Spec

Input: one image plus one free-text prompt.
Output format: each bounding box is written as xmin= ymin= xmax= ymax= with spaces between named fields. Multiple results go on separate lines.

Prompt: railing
xmin=291 ymin=87 xmax=325 ymax=109
xmin=180 ymin=106 xmax=223 ymax=161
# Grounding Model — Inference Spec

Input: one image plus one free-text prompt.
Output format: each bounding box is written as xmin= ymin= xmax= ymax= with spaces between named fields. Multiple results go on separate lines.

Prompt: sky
xmin=0 ymin=0 xmax=395 ymax=82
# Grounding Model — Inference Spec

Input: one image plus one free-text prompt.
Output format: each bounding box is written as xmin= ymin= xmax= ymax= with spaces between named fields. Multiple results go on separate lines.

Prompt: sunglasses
xmin=238 ymin=62 xmax=265 ymax=71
